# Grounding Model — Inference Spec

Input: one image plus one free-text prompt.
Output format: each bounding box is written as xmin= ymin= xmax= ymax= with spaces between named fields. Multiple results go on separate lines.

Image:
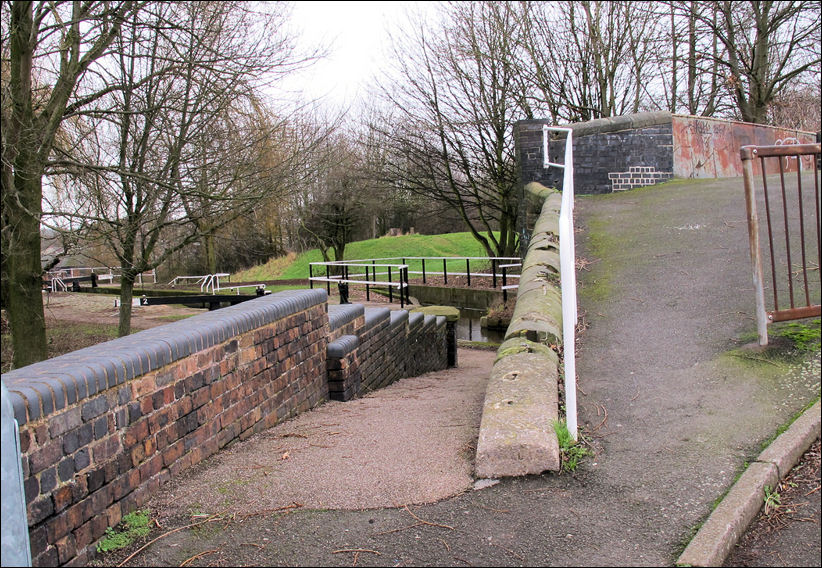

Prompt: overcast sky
xmin=284 ymin=1 xmax=435 ymax=110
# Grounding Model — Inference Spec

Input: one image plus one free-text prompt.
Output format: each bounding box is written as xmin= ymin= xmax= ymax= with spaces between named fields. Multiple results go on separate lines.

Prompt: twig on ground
xmin=238 ymin=502 xmax=303 ymax=520
xmin=179 ymin=548 xmax=219 ymax=567
xmin=591 ymin=404 xmax=608 ymax=432
xmin=333 ymin=548 xmax=380 ymax=566
xmin=491 ymin=542 xmax=524 ymax=561
xmin=373 ymin=522 xmax=424 ymax=535
xmin=478 ymin=505 xmax=510 ymax=513
xmin=403 ymin=505 xmax=454 ymax=530
xmin=438 ymin=537 xmax=451 ymax=552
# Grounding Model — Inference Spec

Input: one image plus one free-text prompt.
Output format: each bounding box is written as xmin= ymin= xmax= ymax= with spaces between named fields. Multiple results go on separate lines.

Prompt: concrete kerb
xmin=677 ymin=400 xmax=821 ymax=567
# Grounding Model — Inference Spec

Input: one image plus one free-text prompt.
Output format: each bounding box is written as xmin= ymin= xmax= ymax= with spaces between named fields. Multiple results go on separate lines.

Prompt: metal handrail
xmin=310 ymin=257 xmax=521 ymax=286
xmin=199 ymin=273 xmax=230 ymax=294
xmin=543 ymin=125 xmax=579 ymax=441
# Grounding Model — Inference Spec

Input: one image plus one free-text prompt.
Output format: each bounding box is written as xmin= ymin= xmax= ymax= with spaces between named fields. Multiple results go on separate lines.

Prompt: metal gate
xmin=740 ymin=143 xmax=821 ymax=345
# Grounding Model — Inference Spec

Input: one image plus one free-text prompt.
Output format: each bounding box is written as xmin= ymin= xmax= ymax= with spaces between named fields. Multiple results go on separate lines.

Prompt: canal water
xmin=455 ymin=308 xmax=506 ymax=344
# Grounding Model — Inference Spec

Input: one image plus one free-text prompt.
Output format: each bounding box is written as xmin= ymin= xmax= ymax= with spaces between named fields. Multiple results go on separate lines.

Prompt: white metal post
xmin=543 ymin=126 xmax=579 ymax=441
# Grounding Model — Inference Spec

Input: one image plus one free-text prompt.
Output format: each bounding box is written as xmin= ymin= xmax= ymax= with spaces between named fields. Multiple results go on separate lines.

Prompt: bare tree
xmin=379 ymin=1 xmax=527 ymax=258
xmin=1 ymin=0 xmax=140 ymax=367
xmin=49 ymin=1 xmax=323 ymax=335
xmin=696 ymin=0 xmax=821 ymax=124
xmin=517 ymin=1 xmax=661 ymax=122
xmin=766 ymin=84 xmax=822 ymax=131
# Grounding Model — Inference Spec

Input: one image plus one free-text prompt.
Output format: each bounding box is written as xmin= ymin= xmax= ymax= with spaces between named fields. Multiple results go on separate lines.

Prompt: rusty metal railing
xmin=740 ymin=143 xmax=821 ymax=345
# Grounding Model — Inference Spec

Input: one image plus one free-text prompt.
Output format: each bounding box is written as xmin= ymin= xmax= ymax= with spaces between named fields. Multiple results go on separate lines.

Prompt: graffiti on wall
xmin=672 ymin=116 xmax=815 ymax=178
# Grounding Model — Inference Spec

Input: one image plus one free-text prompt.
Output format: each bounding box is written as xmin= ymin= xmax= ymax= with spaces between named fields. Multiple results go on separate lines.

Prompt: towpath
xmin=91 ymin=176 xmax=820 ymax=567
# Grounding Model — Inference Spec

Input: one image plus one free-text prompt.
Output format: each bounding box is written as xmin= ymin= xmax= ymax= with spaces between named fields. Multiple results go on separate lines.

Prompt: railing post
xmin=309 ymin=264 xmax=313 ymax=289
xmin=492 ymin=258 xmax=497 ymax=288
xmin=388 ymin=266 xmax=393 ymax=303
xmin=502 ymin=266 xmax=507 ymax=302
xmin=365 ymin=265 xmax=370 ymax=301
xmin=466 ymin=259 xmax=471 ymax=287
xmin=326 ymin=265 xmax=331 ymax=295
xmin=443 ymin=259 xmax=448 ymax=285
xmin=2 ymin=381 xmax=32 ymax=567
xmin=422 ymin=258 xmax=426 ymax=284
xmin=400 ymin=268 xmax=405 ymax=309
xmin=741 ymin=147 xmax=770 ymax=345
xmin=404 ymin=267 xmax=410 ymax=305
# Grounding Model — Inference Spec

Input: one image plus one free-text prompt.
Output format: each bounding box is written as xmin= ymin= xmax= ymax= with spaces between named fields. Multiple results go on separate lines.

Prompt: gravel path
xmin=147 ymin=348 xmax=495 ymax=516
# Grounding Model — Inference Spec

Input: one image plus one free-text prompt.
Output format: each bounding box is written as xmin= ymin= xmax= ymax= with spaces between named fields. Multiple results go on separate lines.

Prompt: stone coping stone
xmin=566 ymin=111 xmax=672 ymax=138
xmin=3 ymin=289 xmax=327 ymax=425
xmin=422 ymin=314 xmax=436 ymax=329
xmin=475 ymin=352 xmax=560 ymax=478
xmin=524 ymin=182 xmax=557 ymax=202
xmin=389 ymin=310 xmax=408 ymax=329
xmin=408 ymin=312 xmax=424 ymax=328
xmin=495 ymin=338 xmax=559 ymax=365
xmin=410 ymin=305 xmax=460 ymax=323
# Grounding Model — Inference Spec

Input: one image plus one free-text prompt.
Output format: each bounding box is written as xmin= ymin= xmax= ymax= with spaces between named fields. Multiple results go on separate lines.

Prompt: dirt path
xmin=41 ymin=291 xmax=203 ymax=330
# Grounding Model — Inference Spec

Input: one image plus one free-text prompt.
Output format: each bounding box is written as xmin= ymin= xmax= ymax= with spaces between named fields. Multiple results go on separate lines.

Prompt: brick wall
xmin=515 ymin=112 xmax=816 ymax=196
xmin=2 ymin=289 xmax=452 ymax=566
xmin=326 ymin=308 xmax=453 ymax=402
xmin=515 ymin=112 xmax=674 ymax=195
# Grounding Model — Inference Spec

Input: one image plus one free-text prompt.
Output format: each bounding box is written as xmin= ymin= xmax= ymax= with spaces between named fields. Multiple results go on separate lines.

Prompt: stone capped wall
xmin=515 ymin=112 xmax=815 ymax=197
xmin=475 ymin=185 xmax=564 ymax=478
xmin=515 ymin=112 xmax=674 ymax=195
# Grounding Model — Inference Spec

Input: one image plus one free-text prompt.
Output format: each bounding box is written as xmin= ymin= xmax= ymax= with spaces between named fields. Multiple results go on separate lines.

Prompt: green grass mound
xmin=232 ymin=232 xmax=497 ymax=282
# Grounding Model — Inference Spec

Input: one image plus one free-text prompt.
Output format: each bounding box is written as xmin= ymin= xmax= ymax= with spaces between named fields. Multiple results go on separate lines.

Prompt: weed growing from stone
xmin=763 ymin=485 xmax=782 ymax=514
xmin=552 ymin=420 xmax=590 ymax=473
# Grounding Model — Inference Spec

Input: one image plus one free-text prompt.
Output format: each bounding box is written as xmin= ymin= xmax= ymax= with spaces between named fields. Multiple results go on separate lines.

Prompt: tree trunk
xmin=687 ymin=1 xmax=698 ymax=114
xmin=118 ymin=276 xmax=135 ymax=337
xmin=4 ymin=1 xmax=48 ymax=368
xmin=203 ymin=231 xmax=217 ymax=274
xmin=7 ymin=168 xmax=48 ymax=368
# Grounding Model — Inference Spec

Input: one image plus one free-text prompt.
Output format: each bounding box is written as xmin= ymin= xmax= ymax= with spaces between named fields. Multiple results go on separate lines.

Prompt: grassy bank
xmin=232 ymin=232 xmax=496 ymax=282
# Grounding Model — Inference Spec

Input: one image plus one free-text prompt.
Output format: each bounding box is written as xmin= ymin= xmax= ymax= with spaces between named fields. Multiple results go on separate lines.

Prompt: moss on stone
xmin=495 ymin=337 xmax=559 ymax=364
xmin=410 ymin=305 xmax=460 ymax=322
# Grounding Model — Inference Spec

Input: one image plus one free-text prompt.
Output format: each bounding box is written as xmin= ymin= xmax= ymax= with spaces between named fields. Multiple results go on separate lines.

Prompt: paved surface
xmin=92 ymin=176 xmax=820 ymax=567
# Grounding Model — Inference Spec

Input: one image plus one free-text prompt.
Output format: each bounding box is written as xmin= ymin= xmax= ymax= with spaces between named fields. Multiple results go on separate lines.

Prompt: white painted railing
xmin=543 ymin=125 xmax=579 ymax=441
xmin=200 ymin=273 xmax=231 ymax=294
